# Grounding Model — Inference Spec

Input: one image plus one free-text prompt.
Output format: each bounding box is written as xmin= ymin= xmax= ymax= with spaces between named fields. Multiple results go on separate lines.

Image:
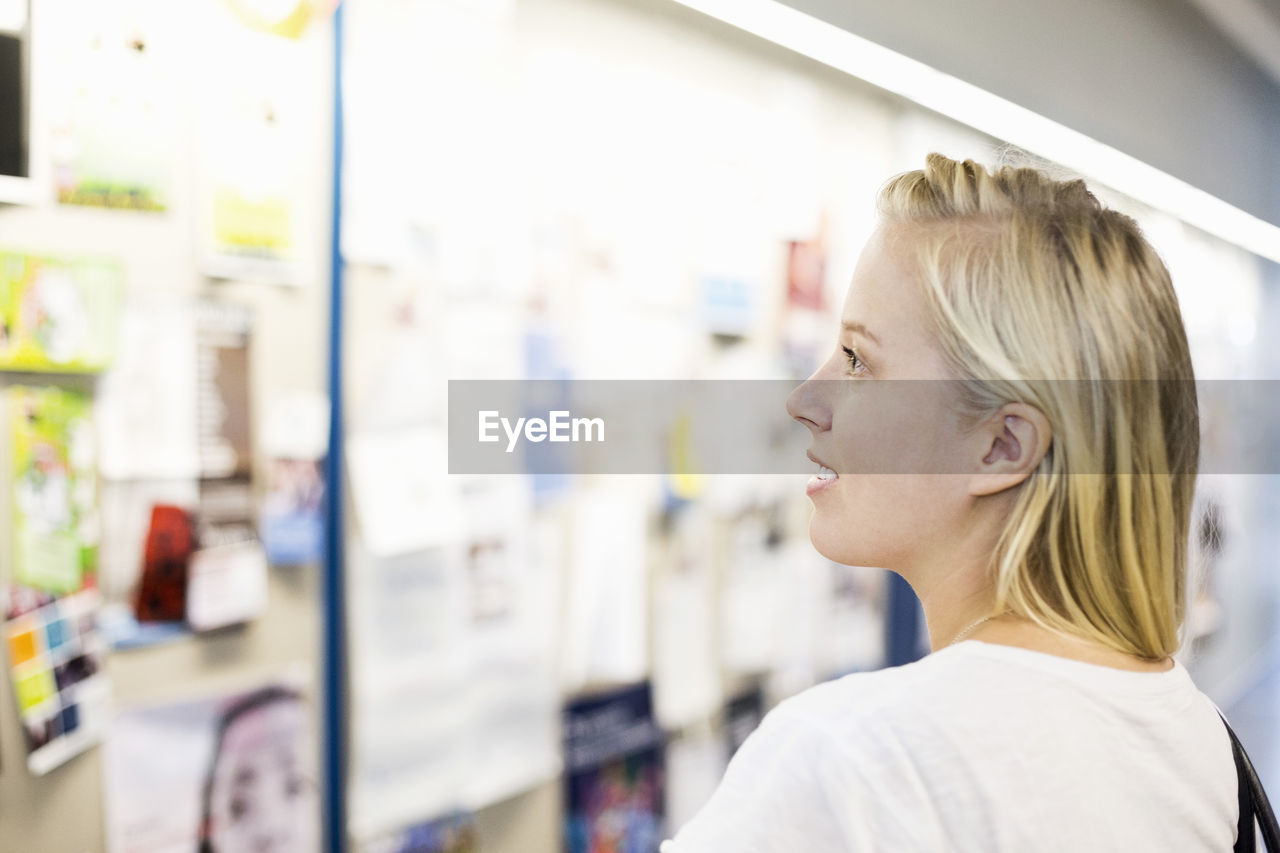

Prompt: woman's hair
xmin=876 ymin=152 xmax=1199 ymax=660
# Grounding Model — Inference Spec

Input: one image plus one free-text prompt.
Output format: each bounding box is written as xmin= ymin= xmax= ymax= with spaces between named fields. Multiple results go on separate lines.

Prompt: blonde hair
xmin=876 ymin=152 xmax=1199 ymax=660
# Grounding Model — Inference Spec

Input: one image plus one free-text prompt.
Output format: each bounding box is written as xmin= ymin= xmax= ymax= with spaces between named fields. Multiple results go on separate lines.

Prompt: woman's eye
xmin=842 ymin=346 xmax=865 ymax=375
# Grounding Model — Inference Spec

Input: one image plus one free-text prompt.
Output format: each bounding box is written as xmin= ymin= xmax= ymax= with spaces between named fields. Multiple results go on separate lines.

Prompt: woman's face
xmin=786 ymin=225 xmax=976 ymax=573
xmin=207 ymin=699 xmax=317 ymax=853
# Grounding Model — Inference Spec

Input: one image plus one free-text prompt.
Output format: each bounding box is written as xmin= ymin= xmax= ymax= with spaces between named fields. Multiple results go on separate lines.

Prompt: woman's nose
xmin=786 ymin=374 xmax=832 ymax=433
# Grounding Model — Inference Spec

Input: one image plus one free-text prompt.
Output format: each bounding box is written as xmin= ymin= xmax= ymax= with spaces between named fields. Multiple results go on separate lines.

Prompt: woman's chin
xmin=807 ymin=520 xmax=857 ymax=566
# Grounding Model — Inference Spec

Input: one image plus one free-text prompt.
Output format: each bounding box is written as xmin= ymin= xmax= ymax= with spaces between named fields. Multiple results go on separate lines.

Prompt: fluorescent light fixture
xmin=669 ymin=0 xmax=1280 ymax=265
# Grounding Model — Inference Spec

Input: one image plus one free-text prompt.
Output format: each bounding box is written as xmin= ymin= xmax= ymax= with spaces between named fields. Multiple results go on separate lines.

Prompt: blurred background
xmin=0 ymin=0 xmax=1277 ymax=851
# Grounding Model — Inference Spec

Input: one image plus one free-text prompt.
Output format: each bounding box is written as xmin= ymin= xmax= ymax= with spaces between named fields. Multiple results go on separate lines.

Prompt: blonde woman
xmin=663 ymin=154 xmax=1240 ymax=850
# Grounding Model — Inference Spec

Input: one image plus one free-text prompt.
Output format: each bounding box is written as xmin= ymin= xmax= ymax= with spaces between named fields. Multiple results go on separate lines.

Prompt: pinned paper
xmin=346 ymin=428 xmax=462 ymax=557
xmin=186 ymin=540 xmax=269 ymax=632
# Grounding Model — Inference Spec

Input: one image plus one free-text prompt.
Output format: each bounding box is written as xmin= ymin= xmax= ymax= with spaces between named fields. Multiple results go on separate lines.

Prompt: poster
xmin=4 ymin=587 xmax=110 ymax=775
xmin=104 ymin=675 xmax=318 ymax=853
xmin=45 ymin=0 xmax=179 ymax=210
xmin=190 ymin=301 xmax=265 ymax=630
xmin=561 ymin=485 xmax=650 ymax=691
xmin=564 ymin=683 xmax=665 ymax=853
xmin=259 ymin=456 xmax=324 ymax=565
xmin=348 ymin=480 xmax=561 ymax=840
xmin=720 ymin=504 xmax=788 ymax=676
xmin=6 ymin=386 xmax=98 ymax=595
xmin=780 ymin=227 xmax=831 ymax=378
xmin=652 ymin=508 xmax=719 ymax=730
xmin=348 ymin=543 xmax=471 ymax=840
xmin=346 ymin=427 xmax=462 ymax=557
xmin=259 ymin=391 xmax=327 ymax=566
xmin=193 ymin=1 xmax=317 ymax=284
xmin=0 ymin=252 xmax=123 ymax=373
xmin=95 ymin=293 xmax=200 ymax=480
xmin=194 ymin=300 xmax=254 ymax=546
xmin=457 ymin=479 xmax=560 ymax=809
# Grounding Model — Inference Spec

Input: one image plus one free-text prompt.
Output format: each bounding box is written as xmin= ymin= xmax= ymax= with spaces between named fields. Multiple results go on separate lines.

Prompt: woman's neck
xmin=960 ymin=614 xmax=1175 ymax=673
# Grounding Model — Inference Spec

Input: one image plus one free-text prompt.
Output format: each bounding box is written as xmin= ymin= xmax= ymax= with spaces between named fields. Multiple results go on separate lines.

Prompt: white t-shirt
xmin=663 ymin=639 xmax=1239 ymax=852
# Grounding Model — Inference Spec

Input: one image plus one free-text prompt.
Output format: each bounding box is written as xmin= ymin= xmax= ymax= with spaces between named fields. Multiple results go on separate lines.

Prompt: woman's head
xmin=787 ymin=152 xmax=1198 ymax=660
xmin=199 ymin=686 xmax=317 ymax=853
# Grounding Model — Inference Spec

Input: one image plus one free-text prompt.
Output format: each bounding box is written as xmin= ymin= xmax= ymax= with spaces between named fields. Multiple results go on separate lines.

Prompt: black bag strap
xmin=1220 ymin=710 xmax=1280 ymax=851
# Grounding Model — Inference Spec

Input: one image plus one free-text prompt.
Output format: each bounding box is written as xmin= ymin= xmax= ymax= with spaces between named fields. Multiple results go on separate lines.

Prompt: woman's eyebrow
xmin=841 ymin=320 xmax=881 ymax=346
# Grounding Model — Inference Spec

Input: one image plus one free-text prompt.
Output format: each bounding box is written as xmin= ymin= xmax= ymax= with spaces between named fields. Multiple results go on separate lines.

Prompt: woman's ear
xmin=968 ymin=404 xmax=1052 ymax=497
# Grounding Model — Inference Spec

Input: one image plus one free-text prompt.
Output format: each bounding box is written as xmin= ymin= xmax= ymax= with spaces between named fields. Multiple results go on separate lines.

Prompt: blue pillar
xmin=885 ymin=572 xmax=926 ymax=667
xmin=323 ymin=4 xmax=347 ymax=852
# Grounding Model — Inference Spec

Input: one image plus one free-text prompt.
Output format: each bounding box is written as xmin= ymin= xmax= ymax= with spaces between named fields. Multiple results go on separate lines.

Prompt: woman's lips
xmin=806 ymin=462 xmax=839 ymax=496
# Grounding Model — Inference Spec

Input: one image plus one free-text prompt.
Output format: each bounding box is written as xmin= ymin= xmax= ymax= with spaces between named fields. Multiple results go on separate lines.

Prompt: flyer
xmin=189 ymin=300 xmax=265 ymax=631
xmin=193 ymin=1 xmax=318 ymax=284
xmin=6 ymin=386 xmax=98 ymax=595
xmin=0 ymin=252 xmax=122 ymax=373
xmin=104 ymin=675 xmax=318 ymax=853
xmin=4 ymin=587 xmax=110 ymax=775
xmin=45 ymin=0 xmax=179 ymax=211
xmin=564 ymin=683 xmax=665 ymax=853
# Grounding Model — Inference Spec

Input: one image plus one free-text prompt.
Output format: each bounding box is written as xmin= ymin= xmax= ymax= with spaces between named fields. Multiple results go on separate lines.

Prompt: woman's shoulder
xmin=768 ymin=638 xmax=1206 ymax=742
xmin=771 ymin=643 xmax=990 ymax=724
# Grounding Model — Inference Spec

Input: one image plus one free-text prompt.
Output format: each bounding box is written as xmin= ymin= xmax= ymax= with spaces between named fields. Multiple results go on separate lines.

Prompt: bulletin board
xmin=0 ymin=0 xmax=335 ymax=851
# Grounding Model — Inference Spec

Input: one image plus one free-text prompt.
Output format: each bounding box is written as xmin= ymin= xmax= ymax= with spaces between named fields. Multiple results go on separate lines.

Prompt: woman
xmin=198 ymin=685 xmax=318 ymax=852
xmin=663 ymin=154 xmax=1237 ymax=850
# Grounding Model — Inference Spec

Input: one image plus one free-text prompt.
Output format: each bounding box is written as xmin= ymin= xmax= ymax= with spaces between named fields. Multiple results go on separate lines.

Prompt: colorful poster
xmin=4 ymin=587 xmax=110 ymax=775
xmin=104 ymin=675 xmax=318 ymax=853
xmin=259 ymin=456 xmax=324 ymax=565
xmin=6 ymin=386 xmax=98 ymax=594
xmin=564 ymin=683 xmax=665 ymax=853
xmin=780 ymin=226 xmax=831 ymax=379
xmin=0 ymin=252 xmax=122 ymax=373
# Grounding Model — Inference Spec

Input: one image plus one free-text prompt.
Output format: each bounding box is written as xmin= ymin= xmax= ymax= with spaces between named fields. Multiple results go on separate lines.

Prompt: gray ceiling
xmin=1186 ymin=0 xmax=1280 ymax=87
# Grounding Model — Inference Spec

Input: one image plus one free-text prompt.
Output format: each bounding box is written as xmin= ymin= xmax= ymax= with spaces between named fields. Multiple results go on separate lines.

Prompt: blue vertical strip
xmin=324 ymin=4 xmax=347 ymax=852
xmin=885 ymin=572 xmax=925 ymax=667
